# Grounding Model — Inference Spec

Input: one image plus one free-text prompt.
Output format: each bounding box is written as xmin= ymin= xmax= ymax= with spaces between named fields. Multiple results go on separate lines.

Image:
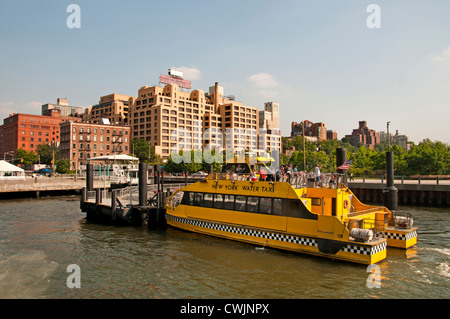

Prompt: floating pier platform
xmin=80 ymin=163 xmax=187 ymax=228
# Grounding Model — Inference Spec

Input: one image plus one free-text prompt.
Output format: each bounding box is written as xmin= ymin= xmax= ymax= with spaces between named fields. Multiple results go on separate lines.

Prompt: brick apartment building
xmin=0 ymin=110 xmax=80 ymax=159
xmin=345 ymin=121 xmax=380 ymax=149
xmin=59 ymin=120 xmax=131 ymax=169
xmin=291 ymin=120 xmax=330 ymax=141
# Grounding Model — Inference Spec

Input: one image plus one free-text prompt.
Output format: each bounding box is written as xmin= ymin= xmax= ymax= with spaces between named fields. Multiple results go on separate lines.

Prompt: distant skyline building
xmin=327 ymin=130 xmax=338 ymax=140
xmin=42 ymin=98 xmax=83 ymax=117
xmin=345 ymin=121 xmax=380 ymax=149
xmin=291 ymin=120 xmax=334 ymax=141
xmin=380 ymin=129 xmax=411 ymax=150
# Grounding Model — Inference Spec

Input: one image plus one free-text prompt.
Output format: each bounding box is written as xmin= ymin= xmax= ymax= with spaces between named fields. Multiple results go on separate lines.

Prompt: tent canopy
xmin=0 ymin=160 xmax=25 ymax=172
xmin=88 ymin=154 xmax=139 ymax=161
xmin=0 ymin=160 xmax=25 ymax=179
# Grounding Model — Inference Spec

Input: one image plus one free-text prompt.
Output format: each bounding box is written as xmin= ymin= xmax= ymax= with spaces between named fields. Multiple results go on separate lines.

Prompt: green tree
xmin=14 ymin=148 xmax=38 ymax=165
xmin=306 ymin=151 xmax=330 ymax=172
xmin=165 ymin=150 xmax=203 ymax=173
xmin=55 ymin=159 xmax=70 ymax=174
xmin=36 ymin=143 xmax=59 ymax=165
xmin=352 ymin=146 xmax=377 ymax=175
xmin=131 ymin=139 xmax=150 ymax=161
xmin=405 ymin=139 xmax=450 ymax=175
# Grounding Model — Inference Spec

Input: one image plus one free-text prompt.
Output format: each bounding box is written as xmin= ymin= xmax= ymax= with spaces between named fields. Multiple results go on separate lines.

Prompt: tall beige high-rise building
xmin=258 ymin=102 xmax=281 ymax=154
xmin=79 ymin=77 xmax=282 ymax=161
xmin=83 ymin=93 xmax=134 ymax=126
xmin=128 ymin=82 xmax=261 ymax=159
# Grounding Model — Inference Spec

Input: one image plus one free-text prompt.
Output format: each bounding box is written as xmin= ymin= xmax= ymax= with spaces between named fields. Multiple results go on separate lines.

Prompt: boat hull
xmin=166 ymin=213 xmax=387 ymax=265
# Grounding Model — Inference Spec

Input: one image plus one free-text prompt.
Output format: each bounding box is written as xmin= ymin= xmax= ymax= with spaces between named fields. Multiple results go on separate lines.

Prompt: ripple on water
xmin=0 ymin=250 xmax=59 ymax=299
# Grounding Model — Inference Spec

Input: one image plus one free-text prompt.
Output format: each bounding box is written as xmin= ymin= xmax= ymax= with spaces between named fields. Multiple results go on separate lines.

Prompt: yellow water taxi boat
xmin=165 ymin=173 xmax=417 ymax=265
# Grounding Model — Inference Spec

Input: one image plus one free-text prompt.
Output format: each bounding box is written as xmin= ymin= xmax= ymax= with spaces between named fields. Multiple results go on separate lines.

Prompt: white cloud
xmin=0 ymin=100 xmax=42 ymax=121
xmin=432 ymin=46 xmax=450 ymax=62
xmin=174 ymin=66 xmax=202 ymax=80
xmin=247 ymin=72 xmax=279 ymax=88
xmin=247 ymin=72 xmax=280 ymax=98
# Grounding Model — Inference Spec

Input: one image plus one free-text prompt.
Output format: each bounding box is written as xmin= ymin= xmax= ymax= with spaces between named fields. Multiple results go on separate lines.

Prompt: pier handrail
xmin=342 ymin=206 xmax=387 ymax=219
xmin=205 ymin=172 xmax=348 ymax=189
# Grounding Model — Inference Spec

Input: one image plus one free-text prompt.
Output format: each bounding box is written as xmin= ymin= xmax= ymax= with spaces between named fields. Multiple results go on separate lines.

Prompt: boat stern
xmin=377 ymin=227 xmax=418 ymax=249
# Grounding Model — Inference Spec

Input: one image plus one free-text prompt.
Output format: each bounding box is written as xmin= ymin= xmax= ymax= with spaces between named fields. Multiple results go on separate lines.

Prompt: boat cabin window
xmin=179 ymin=192 xmax=316 ymax=219
xmin=273 ymin=198 xmax=282 ymax=215
xmin=181 ymin=192 xmax=190 ymax=205
xmin=259 ymin=197 xmax=272 ymax=214
xmin=286 ymin=199 xmax=317 ymax=220
xmin=235 ymin=195 xmax=246 ymax=211
xmin=168 ymin=191 xmax=184 ymax=208
xmin=190 ymin=193 xmax=203 ymax=206
xmin=224 ymin=194 xmax=235 ymax=210
xmin=203 ymin=193 xmax=213 ymax=208
xmin=311 ymin=198 xmax=322 ymax=206
xmin=247 ymin=196 xmax=259 ymax=213
xmin=214 ymin=194 xmax=224 ymax=209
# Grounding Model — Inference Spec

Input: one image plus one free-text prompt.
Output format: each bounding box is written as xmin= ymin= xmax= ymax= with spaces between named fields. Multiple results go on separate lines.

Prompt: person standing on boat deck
xmin=315 ymin=164 xmax=323 ymax=187
xmin=275 ymin=167 xmax=281 ymax=181
xmin=250 ymin=170 xmax=257 ymax=181
xmin=259 ymin=167 xmax=267 ymax=181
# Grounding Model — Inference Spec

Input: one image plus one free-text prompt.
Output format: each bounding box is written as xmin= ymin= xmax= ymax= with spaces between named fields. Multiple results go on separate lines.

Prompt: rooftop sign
xmin=160 ymin=69 xmax=191 ymax=89
xmin=159 ymin=74 xmax=192 ymax=89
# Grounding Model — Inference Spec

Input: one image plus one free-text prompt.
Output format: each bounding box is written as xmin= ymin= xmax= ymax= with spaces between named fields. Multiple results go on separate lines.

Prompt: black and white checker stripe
xmin=167 ymin=214 xmax=317 ymax=248
xmin=166 ymin=214 xmax=385 ymax=256
xmin=342 ymin=241 xmax=386 ymax=255
xmin=376 ymin=230 xmax=417 ymax=241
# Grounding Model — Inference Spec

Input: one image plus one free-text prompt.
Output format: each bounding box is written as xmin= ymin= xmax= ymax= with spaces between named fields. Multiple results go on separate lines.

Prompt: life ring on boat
xmin=343 ymin=199 xmax=349 ymax=209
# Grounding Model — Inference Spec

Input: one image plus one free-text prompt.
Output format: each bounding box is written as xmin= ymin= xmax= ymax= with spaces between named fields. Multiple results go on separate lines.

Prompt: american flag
xmin=337 ymin=159 xmax=353 ymax=170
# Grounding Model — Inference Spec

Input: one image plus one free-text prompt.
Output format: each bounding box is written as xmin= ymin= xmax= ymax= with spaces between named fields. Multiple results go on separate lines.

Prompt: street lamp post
xmin=302 ymin=121 xmax=306 ymax=171
xmin=387 ymin=121 xmax=391 ymax=149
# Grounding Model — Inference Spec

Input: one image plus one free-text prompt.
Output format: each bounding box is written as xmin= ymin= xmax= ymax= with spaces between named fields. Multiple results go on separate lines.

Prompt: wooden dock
xmin=80 ymin=182 xmax=187 ymax=227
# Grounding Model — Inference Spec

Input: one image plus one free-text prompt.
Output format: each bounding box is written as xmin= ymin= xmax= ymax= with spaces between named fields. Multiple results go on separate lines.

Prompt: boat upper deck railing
xmin=206 ymin=172 xmax=349 ymax=189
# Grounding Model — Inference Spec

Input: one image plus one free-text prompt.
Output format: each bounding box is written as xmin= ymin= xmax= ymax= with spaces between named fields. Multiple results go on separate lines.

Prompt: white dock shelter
xmin=88 ymin=154 xmax=140 ymax=185
xmin=0 ymin=160 xmax=26 ymax=180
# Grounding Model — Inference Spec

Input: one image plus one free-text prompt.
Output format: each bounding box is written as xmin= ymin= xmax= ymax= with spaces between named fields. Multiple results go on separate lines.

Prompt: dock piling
xmin=139 ymin=162 xmax=148 ymax=207
xmin=383 ymin=151 xmax=398 ymax=211
xmin=86 ymin=164 xmax=94 ymax=192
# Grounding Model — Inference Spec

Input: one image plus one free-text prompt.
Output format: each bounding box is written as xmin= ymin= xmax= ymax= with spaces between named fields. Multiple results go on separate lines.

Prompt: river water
xmin=0 ymin=197 xmax=448 ymax=300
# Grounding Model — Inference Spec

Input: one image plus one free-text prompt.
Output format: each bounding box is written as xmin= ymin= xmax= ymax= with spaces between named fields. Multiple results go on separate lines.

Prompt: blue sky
xmin=1 ymin=0 xmax=449 ymax=144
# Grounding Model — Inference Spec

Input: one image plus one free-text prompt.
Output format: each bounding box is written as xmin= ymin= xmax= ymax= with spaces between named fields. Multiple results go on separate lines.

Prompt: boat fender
xmin=350 ymin=228 xmax=373 ymax=242
xmin=317 ymin=238 xmax=345 ymax=255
